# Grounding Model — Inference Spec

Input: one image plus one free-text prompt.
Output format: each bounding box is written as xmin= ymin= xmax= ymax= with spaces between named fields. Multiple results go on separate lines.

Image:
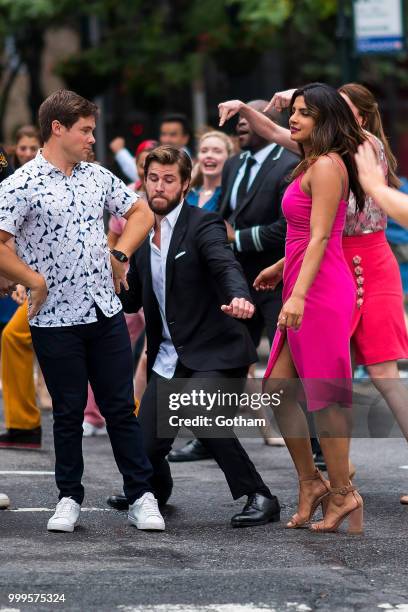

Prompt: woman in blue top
xmin=186 ymin=130 xmax=233 ymax=211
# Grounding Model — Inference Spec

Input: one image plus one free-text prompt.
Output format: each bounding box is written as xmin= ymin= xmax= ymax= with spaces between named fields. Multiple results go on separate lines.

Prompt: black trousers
xmin=137 ymin=364 xmax=272 ymax=502
xmin=31 ymin=307 xmax=153 ymax=505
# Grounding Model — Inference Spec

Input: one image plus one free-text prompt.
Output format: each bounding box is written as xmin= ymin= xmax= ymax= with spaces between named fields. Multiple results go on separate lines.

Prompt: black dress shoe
xmin=230 ymin=493 xmax=280 ymax=528
xmin=107 ymin=487 xmax=172 ymax=511
xmin=168 ymin=439 xmax=212 ymax=462
xmin=0 ymin=427 xmax=41 ymax=449
xmin=107 ymin=494 xmax=129 ymax=511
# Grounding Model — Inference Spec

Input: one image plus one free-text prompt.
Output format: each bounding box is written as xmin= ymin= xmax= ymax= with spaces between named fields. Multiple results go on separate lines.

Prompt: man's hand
xmin=109 ymin=137 xmax=126 ymax=155
xmin=218 ymin=100 xmax=244 ymax=127
xmin=11 ymin=284 xmax=27 ymax=305
xmin=224 ymin=221 xmax=236 ymax=243
xmin=264 ymin=89 xmax=296 ymax=113
xmin=110 ymin=255 xmax=129 ymax=293
xmin=221 ymin=297 xmax=255 ymax=319
xmin=0 ymin=274 xmax=16 ymax=298
xmin=28 ymin=274 xmax=48 ymax=320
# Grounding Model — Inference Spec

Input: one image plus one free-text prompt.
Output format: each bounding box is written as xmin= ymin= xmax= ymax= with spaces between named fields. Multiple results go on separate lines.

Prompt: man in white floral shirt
xmin=0 ymin=90 xmax=165 ymax=533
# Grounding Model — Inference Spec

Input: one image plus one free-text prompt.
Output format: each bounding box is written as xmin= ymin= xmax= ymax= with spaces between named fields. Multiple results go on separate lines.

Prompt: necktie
xmin=236 ymin=156 xmax=256 ymax=209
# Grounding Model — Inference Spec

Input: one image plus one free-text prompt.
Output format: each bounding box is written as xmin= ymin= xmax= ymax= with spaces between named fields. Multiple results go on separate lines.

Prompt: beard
xmin=147 ymin=188 xmax=184 ymax=215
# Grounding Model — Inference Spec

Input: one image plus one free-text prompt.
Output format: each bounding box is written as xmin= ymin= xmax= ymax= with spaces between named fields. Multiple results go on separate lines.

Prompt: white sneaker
xmin=83 ymin=421 xmax=107 ymax=437
xmin=47 ymin=497 xmax=81 ymax=532
xmin=0 ymin=493 xmax=10 ymax=509
xmin=128 ymin=492 xmax=165 ymax=531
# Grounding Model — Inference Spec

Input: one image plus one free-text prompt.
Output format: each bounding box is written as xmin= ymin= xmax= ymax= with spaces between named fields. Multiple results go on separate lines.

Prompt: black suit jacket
xmin=219 ymin=146 xmax=299 ymax=284
xmin=121 ymin=203 xmax=258 ymax=379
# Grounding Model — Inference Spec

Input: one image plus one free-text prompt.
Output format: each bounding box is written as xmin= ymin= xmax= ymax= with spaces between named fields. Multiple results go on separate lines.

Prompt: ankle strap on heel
xmin=330 ymin=484 xmax=356 ymax=495
xmin=299 ymin=468 xmax=323 ymax=483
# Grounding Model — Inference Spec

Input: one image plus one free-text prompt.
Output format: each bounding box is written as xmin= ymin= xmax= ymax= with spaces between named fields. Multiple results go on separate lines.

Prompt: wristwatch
xmin=110 ymin=249 xmax=129 ymax=263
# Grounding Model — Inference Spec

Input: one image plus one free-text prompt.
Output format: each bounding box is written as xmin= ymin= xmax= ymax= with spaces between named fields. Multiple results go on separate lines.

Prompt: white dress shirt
xmin=229 ymin=143 xmax=281 ymax=211
xmin=150 ymin=201 xmax=183 ymax=379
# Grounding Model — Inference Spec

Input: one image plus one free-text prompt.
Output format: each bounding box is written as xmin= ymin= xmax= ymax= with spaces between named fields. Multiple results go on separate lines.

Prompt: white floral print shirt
xmin=0 ymin=151 xmax=138 ymax=327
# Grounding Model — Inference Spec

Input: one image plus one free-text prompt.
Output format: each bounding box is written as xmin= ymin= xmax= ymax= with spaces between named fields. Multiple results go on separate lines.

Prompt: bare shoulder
xmin=306 ymin=156 xmax=347 ymax=206
xmin=309 ymin=154 xmax=345 ymax=182
xmin=313 ymin=154 xmax=343 ymax=170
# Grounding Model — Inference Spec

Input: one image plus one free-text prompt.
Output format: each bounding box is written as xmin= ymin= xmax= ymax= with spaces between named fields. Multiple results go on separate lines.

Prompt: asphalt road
xmin=1 ymin=399 xmax=408 ymax=612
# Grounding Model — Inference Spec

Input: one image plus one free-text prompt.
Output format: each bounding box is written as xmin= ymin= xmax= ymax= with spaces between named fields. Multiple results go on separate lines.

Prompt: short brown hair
xmin=38 ymin=89 xmax=98 ymax=142
xmin=144 ymin=145 xmax=192 ymax=184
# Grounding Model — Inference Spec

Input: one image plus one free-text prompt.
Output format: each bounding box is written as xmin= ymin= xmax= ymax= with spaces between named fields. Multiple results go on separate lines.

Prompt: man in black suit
xmin=107 ymin=145 xmax=280 ymax=527
xmin=220 ymin=101 xmax=298 ymax=333
xmin=170 ymin=100 xmax=299 ymax=462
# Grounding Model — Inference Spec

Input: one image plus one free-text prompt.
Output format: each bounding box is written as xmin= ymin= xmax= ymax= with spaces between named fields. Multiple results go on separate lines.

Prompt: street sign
xmin=353 ymin=0 xmax=405 ymax=54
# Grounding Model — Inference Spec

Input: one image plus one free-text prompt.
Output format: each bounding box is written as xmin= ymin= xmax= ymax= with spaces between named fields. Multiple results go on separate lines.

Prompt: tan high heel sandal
xmin=286 ymin=468 xmax=330 ymax=529
xmin=309 ymin=483 xmax=363 ymax=535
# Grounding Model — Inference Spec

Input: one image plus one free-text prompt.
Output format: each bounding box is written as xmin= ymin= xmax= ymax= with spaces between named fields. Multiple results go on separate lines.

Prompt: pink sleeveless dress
xmin=264 ymin=172 xmax=355 ymax=411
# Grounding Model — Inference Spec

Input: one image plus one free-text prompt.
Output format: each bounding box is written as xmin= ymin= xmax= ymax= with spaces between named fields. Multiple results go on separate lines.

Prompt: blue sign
xmin=356 ymin=36 xmax=405 ymax=54
xmin=354 ymin=0 xmax=405 ymax=55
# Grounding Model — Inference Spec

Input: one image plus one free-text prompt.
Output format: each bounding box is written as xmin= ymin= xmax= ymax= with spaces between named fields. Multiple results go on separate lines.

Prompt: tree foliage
xmin=0 ymin=0 xmax=77 ymax=134
xmin=0 ymin=0 xmax=407 ymax=127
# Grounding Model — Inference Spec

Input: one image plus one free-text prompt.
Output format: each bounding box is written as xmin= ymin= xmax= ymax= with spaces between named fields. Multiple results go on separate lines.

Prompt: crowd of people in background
xmin=1 ymin=80 xmax=408 ymax=532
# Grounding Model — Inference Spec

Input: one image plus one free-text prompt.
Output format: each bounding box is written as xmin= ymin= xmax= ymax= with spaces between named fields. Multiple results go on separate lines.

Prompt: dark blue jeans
xmin=31 ymin=307 xmax=153 ymax=505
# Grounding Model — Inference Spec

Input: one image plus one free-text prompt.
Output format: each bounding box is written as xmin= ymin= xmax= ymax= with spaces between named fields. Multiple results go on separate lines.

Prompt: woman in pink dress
xmin=227 ymin=83 xmax=408 ymax=504
xmin=219 ymin=84 xmax=366 ymax=534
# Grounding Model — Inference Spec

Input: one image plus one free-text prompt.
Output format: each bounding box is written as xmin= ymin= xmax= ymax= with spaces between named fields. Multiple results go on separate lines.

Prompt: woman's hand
xmin=264 ymin=89 xmax=296 ymax=113
xmin=253 ymin=261 xmax=284 ymax=291
xmin=218 ymin=100 xmax=244 ymax=127
xmin=355 ymin=141 xmax=386 ymax=196
xmin=277 ymin=295 xmax=304 ymax=332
